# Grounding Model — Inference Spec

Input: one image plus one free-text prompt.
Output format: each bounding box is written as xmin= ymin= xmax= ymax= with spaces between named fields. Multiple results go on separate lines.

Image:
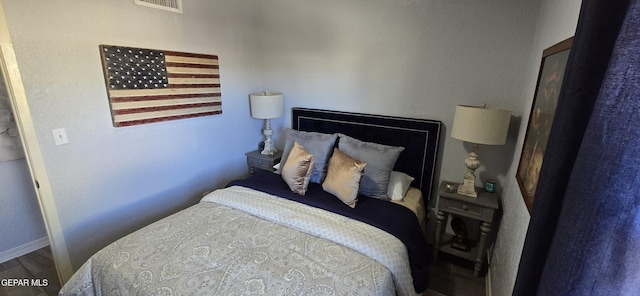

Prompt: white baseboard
xmin=0 ymin=237 xmax=49 ymax=264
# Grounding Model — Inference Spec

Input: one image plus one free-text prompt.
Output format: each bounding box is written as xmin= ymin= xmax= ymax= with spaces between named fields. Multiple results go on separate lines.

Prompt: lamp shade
xmin=451 ymin=105 xmax=511 ymax=145
xmin=249 ymin=92 xmax=284 ymax=119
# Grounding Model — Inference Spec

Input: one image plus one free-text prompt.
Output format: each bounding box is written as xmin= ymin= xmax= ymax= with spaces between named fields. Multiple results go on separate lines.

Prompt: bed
xmin=59 ymin=108 xmax=442 ymax=296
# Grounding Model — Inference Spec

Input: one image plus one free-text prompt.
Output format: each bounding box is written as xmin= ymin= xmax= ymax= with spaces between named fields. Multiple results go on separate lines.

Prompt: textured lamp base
xmin=458 ymin=150 xmax=480 ymax=198
xmin=261 ymin=118 xmax=278 ymax=155
xmin=457 ymin=179 xmax=478 ymax=197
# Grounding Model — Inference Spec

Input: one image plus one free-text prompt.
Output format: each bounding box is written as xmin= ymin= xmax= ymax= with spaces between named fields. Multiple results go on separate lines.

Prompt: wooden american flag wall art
xmin=99 ymin=45 xmax=221 ymax=127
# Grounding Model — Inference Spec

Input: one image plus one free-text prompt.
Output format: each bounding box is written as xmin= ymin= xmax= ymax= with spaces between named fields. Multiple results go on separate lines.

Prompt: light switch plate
xmin=52 ymin=128 xmax=69 ymax=145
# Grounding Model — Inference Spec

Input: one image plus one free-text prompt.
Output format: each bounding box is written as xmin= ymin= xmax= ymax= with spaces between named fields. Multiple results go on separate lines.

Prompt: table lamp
xmin=451 ymin=105 xmax=511 ymax=197
xmin=249 ymin=91 xmax=284 ymax=155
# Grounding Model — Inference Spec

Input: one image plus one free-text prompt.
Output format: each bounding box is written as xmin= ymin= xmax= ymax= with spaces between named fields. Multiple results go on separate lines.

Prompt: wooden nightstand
xmin=245 ymin=150 xmax=282 ymax=174
xmin=434 ymin=180 xmax=500 ymax=277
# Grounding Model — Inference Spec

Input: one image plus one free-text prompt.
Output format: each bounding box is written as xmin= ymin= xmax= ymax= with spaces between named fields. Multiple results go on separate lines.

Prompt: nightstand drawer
xmin=442 ymin=199 xmax=483 ymax=217
xmin=248 ymin=157 xmax=273 ymax=170
xmin=246 ymin=150 xmax=282 ymax=174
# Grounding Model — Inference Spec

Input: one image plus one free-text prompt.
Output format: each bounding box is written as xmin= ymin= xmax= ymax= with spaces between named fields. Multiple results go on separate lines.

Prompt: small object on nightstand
xmin=245 ymin=150 xmax=282 ymax=175
xmin=485 ymin=179 xmax=497 ymax=193
xmin=434 ymin=180 xmax=500 ymax=277
xmin=445 ymin=183 xmax=456 ymax=193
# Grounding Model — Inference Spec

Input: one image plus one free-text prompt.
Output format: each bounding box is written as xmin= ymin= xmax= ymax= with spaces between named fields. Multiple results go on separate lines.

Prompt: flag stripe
xmin=115 ymin=111 xmax=222 ymax=127
xmin=166 ymin=62 xmax=219 ymax=69
xmin=109 ymin=87 xmax=221 ymax=98
xmin=101 ymin=45 xmax=222 ymax=127
xmin=112 ymin=97 xmax=221 ymax=110
xmin=164 ymin=50 xmax=218 ymax=60
xmin=113 ymin=102 xmax=221 ymax=115
xmin=168 ymin=77 xmax=220 ymax=84
xmin=168 ymin=73 xmax=219 ymax=79
xmin=166 ymin=66 xmax=218 ymax=75
xmin=113 ymin=105 xmax=222 ymax=122
xmin=165 ymin=55 xmax=219 ymax=65
xmin=111 ymin=93 xmax=221 ymax=103
xmin=168 ymin=84 xmax=220 ymax=89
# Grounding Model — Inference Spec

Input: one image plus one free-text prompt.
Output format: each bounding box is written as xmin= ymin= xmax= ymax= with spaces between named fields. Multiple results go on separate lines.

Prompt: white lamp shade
xmin=451 ymin=105 xmax=511 ymax=145
xmin=249 ymin=92 xmax=284 ymax=119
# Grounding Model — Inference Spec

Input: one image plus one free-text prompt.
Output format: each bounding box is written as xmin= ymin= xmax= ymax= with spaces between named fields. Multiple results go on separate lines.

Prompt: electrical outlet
xmin=51 ymin=128 xmax=69 ymax=145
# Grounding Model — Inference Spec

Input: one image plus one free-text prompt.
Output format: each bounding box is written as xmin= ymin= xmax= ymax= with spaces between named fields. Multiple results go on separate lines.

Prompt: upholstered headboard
xmin=292 ymin=108 xmax=442 ymax=201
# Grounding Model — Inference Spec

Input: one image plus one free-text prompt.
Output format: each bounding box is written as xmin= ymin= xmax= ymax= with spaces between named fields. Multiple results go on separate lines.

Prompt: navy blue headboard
xmin=292 ymin=108 xmax=442 ymax=201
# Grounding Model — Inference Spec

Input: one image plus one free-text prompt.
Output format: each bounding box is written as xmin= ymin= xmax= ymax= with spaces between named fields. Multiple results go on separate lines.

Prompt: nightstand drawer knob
xmin=462 ymin=205 xmax=469 ymax=211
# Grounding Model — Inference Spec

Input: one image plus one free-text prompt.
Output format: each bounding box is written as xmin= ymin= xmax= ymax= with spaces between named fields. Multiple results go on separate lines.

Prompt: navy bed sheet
xmin=227 ymin=171 xmax=432 ymax=292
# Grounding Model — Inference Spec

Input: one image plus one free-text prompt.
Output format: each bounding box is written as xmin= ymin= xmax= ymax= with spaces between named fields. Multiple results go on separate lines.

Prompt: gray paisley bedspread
xmin=59 ymin=186 xmax=418 ymax=296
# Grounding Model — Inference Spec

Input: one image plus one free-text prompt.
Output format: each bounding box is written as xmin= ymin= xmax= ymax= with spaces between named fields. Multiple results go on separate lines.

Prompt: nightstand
xmin=245 ymin=150 xmax=282 ymax=174
xmin=434 ymin=180 xmax=499 ymax=277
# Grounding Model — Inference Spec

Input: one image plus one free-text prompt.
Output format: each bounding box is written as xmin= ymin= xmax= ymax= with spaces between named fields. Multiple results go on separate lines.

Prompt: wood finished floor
xmin=428 ymin=252 xmax=487 ymax=296
xmin=1 ymin=246 xmax=484 ymax=296
xmin=0 ymin=247 xmax=60 ymax=296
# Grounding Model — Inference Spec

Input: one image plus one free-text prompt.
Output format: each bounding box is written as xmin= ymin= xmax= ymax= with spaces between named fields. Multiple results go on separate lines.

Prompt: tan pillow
xmin=281 ymin=141 xmax=315 ymax=195
xmin=322 ymin=148 xmax=366 ymax=208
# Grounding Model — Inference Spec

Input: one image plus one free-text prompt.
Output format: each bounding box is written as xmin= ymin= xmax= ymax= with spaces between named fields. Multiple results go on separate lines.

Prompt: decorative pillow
xmin=279 ymin=128 xmax=338 ymax=184
xmin=388 ymin=171 xmax=415 ymax=201
xmin=337 ymin=134 xmax=404 ymax=200
xmin=322 ymin=148 xmax=366 ymax=208
xmin=281 ymin=142 xmax=315 ymax=195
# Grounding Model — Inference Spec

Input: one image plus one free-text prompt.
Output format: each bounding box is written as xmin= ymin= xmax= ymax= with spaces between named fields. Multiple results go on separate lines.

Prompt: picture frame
xmin=516 ymin=37 xmax=573 ymax=213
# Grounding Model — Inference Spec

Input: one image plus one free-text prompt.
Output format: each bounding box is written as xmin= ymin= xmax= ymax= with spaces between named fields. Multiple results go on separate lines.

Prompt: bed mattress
xmin=60 ymin=185 xmax=427 ymax=295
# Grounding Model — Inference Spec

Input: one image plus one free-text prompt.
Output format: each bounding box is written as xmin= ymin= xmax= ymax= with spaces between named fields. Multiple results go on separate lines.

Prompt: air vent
xmin=134 ymin=0 xmax=183 ymax=13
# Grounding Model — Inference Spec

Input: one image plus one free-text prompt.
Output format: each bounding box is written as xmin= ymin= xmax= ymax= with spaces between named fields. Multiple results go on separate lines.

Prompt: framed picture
xmin=516 ymin=37 xmax=573 ymax=213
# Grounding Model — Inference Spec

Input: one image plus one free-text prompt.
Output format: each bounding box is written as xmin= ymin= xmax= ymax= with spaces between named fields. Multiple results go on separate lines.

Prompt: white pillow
xmin=387 ymin=171 xmax=415 ymax=201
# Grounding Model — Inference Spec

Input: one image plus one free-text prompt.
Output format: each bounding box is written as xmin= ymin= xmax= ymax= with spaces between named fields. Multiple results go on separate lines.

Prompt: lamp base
xmin=261 ymin=148 xmax=278 ymax=156
xmin=260 ymin=118 xmax=277 ymax=155
xmin=457 ymin=179 xmax=478 ymax=197
xmin=458 ymin=149 xmax=480 ymax=198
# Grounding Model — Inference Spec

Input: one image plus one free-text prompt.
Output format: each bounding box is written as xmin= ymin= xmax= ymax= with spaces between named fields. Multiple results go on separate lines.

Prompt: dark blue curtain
xmin=513 ymin=0 xmax=640 ymax=295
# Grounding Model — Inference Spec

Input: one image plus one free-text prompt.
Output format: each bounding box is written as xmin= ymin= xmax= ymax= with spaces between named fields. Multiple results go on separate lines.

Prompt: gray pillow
xmin=337 ymin=134 xmax=404 ymax=200
xmin=280 ymin=128 xmax=338 ymax=183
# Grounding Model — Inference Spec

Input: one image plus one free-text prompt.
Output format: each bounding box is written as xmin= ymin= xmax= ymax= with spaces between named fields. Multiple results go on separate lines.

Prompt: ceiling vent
xmin=134 ymin=0 xmax=183 ymax=13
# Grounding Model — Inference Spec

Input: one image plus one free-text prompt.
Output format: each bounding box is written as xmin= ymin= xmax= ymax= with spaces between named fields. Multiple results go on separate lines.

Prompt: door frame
xmin=0 ymin=2 xmax=73 ymax=284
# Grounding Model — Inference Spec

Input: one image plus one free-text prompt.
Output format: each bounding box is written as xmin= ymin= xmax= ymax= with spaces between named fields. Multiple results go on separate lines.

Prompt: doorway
xmin=0 ymin=68 xmax=49 ymax=263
